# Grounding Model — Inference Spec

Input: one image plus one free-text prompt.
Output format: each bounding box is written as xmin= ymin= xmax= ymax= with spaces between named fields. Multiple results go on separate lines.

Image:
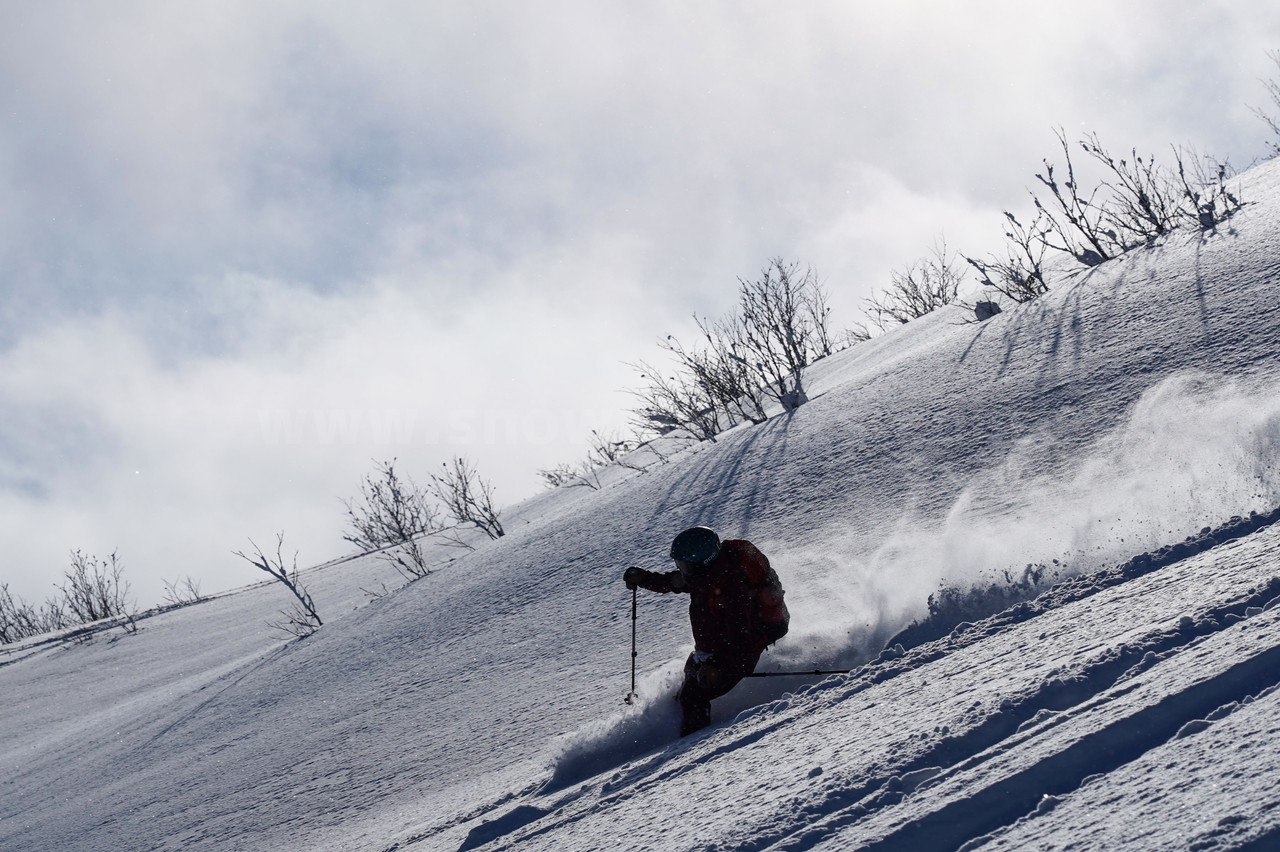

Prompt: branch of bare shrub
xmin=1080 ymin=133 xmax=1181 ymax=246
xmin=537 ymin=429 xmax=655 ymax=491
xmin=1031 ymin=128 xmax=1118 ymax=266
xmin=668 ymin=318 xmax=769 ymax=426
xmin=234 ymin=533 xmax=322 ymax=639
xmin=1173 ymin=145 xmax=1243 ymax=229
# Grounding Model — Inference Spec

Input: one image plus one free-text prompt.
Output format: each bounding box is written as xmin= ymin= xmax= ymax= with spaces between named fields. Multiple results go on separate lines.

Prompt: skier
xmin=624 ymin=527 xmax=789 ymax=735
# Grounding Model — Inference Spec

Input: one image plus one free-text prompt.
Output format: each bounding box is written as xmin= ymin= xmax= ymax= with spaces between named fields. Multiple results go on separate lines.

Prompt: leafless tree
xmin=59 ymin=550 xmax=134 ymax=624
xmin=863 ymin=239 xmax=965 ymax=331
xmin=234 ymin=533 xmax=322 ymax=639
xmin=431 ymin=456 xmax=505 ymax=543
xmin=161 ymin=576 xmax=204 ymax=607
xmin=343 ymin=458 xmax=441 ymax=579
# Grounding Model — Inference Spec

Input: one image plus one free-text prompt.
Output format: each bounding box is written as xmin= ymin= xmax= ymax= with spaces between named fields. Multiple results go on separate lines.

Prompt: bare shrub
xmin=539 ymin=460 xmax=604 ymax=491
xmin=537 ymin=463 xmax=588 ymax=490
xmin=734 ymin=258 xmax=832 ymax=411
xmin=1079 ymin=133 xmax=1182 ymax=246
xmin=1173 ymin=146 xmax=1243 ymax=229
xmin=60 ymin=550 xmax=134 ymax=624
xmin=1251 ymin=49 xmax=1280 ymax=157
xmin=538 ymin=430 xmax=651 ymax=491
xmin=631 ymin=257 xmax=834 ymax=440
xmin=1030 ymin=128 xmax=1121 ymax=266
xmin=234 ymin=533 xmax=322 ymax=639
xmin=0 ymin=585 xmax=27 ymax=644
xmin=964 ymin=210 xmax=1050 ymax=304
xmin=1032 ymin=128 xmax=1243 ymax=269
xmin=630 ymin=358 xmax=725 ymax=442
xmin=844 ymin=323 xmax=874 ymax=345
xmin=344 ymin=458 xmax=441 ymax=579
xmin=431 ymin=456 xmax=505 ymax=544
xmin=967 ymin=128 xmax=1240 ymax=306
xmin=588 ymin=429 xmax=649 ymax=473
xmin=1 ymin=553 xmax=135 ymax=644
xmin=863 ymin=239 xmax=964 ymax=332
xmin=667 ymin=318 xmax=770 ymax=425
xmin=1 ymin=584 xmax=69 ymax=644
xmin=161 ymin=576 xmax=204 ymax=607
xmin=361 ymin=580 xmax=396 ymax=602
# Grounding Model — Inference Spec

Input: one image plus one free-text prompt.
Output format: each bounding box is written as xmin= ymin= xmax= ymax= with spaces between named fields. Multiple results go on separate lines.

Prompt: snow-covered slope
xmin=3 ymin=158 xmax=1280 ymax=852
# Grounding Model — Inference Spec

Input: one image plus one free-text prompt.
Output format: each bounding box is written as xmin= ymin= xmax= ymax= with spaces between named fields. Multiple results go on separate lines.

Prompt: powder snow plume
xmin=781 ymin=369 xmax=1280 ymax=658
xmin=534 ymin=370 xmax=1280 ymax=793
xmin=539 ymin=658 xmax=686 ymax=792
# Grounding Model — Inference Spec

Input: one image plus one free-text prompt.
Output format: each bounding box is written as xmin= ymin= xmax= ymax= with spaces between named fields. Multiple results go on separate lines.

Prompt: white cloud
xmin=1 ymin=0 xmax=1278 ymax=604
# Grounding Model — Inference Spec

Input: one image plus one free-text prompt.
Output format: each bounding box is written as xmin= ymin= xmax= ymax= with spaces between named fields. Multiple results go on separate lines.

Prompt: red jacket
xmin=635 ymin=540 xmax=789 ymax=657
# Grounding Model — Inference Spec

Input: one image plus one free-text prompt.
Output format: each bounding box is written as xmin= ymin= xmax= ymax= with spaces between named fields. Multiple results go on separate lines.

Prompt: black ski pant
xmin=676 ymin=648 xmax=761 ymax=736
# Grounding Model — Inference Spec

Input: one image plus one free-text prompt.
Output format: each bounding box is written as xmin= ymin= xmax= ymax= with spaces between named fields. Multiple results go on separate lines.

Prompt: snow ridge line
xmin=856 ymin=641 xmax=1280 ymax=852
xmin=755 ymin=579 xmax=1280 ymax=852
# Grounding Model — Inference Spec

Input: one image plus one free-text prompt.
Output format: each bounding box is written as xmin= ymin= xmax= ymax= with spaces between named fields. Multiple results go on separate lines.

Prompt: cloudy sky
xmin=2 ymin=1 xmax=1278 ymax=606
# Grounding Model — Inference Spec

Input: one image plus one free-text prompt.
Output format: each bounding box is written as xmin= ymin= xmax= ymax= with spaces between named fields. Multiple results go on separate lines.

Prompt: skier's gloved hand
xmin=623 ymin=566 xmax=645 ymax=590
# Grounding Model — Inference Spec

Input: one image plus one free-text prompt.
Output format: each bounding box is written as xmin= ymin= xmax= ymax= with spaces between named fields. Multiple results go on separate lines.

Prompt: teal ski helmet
xmin=670 ymin=527 xmax=720 ymax=565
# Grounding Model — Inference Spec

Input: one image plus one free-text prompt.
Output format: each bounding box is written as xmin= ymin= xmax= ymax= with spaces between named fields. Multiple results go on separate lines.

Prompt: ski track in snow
xmin=2 ymin=161 xmax=1280 ymax=851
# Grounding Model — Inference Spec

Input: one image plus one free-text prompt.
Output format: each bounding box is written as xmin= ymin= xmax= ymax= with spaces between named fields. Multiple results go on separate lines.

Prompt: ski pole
xmin=745 ymin=669 xmax=852 ymax=678
xmin=624 ymin=586 xmax=638 ymax=704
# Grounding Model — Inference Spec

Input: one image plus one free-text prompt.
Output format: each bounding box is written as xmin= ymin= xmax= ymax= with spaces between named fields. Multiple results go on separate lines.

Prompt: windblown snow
xmin=3 ymin=158 xmax=1280 ymax=852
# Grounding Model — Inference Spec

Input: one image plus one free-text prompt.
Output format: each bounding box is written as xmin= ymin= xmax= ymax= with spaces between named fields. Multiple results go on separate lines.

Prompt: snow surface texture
xmin=2 ymin=158 xmax=1280 ymax=851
